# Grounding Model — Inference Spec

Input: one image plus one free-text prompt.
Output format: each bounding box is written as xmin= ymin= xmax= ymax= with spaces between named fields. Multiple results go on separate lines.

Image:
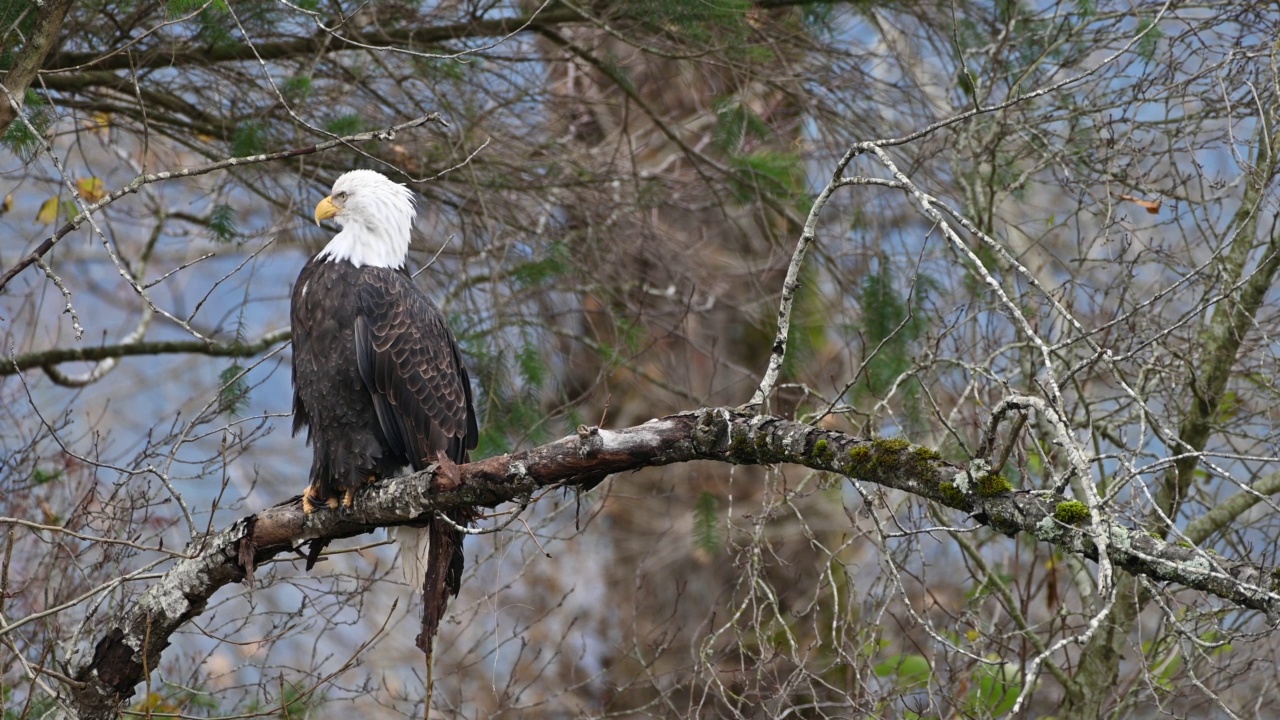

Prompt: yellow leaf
xmin=77 ymin=177 xmax=106 ymax=202
xmin=965 ymin=629 xmax=980 ymax=641
xmin=90 ymin=111 xmax=111 ymax=138
xmin=0 ymin=194 xmax=12 ymax=215
xmin=135 ymin=691 xmax=178 ymax=712
xmin=36 ymin=197 xmax=58 ymax=225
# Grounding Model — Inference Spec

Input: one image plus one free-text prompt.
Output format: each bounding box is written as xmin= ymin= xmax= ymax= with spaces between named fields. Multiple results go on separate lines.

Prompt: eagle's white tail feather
xmin=394 ymin=526 xmax=430 ymax=592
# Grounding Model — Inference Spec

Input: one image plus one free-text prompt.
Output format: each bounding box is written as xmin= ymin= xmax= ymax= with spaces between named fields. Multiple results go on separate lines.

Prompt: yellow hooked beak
xmin=314 ymin=195 xmax=339 ymax=225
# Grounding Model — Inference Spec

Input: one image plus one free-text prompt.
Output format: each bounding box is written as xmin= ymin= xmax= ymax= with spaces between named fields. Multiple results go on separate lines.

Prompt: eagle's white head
xmin=314 ymin=169 xmax=417 ymax=269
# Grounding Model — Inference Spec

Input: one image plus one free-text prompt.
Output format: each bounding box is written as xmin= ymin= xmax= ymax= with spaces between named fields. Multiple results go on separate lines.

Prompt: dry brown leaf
xmin=1118 ymin=193 xmax=1161 ymax=214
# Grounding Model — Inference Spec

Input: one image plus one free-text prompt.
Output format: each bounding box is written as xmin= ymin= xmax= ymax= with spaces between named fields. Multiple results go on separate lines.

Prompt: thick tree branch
xmin=43 ymin=0 xmax=835 ymax=76
xmin=39 ymin=70 xmax=232 ymax=137
xmin=0 ymin=0 xmax=75 ymax=136
xmin=1163 ymin=158 xmax=1280 ymax=518
xmin=67 ymin=408 xmax=1280 ymax=719
xmin=45 ymin=9 xmax=584 ymax=74
xmin=1185 ymin=473 xmax=1280 ymax=545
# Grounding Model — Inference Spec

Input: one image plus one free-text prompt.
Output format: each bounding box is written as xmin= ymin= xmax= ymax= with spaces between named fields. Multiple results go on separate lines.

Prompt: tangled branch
xmin=65 ymin=408 xmax=1280 ymax=719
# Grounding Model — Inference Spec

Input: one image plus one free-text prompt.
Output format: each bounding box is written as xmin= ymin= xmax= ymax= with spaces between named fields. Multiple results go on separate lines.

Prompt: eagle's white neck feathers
xmin=317 ymin=170 xmax=417 ymax=269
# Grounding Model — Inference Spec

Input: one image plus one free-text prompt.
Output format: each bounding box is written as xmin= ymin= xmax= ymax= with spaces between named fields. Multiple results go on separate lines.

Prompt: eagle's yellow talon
xmin=342 ymin=489 xmax=356 ymax=508
xmin=326 ymin=496 xmax=341 ymax=510
xmin=302 ymin=487 xmax=319 ymax=514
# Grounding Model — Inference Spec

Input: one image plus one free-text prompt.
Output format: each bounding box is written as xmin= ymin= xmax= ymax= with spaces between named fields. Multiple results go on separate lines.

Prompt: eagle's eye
xmin=334 ymin=191 xmax=348 ymax=202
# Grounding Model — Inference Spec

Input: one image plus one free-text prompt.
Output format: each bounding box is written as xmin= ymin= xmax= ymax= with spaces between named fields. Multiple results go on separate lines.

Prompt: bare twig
xmin=34 ymin=257 xmax=84 ymax=341
xmin=0 ymin=113 xmax=446 ymax=293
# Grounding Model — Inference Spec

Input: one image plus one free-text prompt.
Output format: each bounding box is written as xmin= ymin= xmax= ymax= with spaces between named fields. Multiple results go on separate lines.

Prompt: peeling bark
xmin=67 ymin=408 xmax=1280 ymax=718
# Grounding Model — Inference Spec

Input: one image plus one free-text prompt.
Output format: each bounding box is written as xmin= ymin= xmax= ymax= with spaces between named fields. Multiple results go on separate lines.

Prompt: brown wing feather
xmin=354 ymin=268 xmax=476 ymax=468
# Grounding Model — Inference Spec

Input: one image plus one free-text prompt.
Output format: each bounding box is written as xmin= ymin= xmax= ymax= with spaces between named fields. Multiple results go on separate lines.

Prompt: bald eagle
xmin=290 ymin=169 xmax=477 ymax=660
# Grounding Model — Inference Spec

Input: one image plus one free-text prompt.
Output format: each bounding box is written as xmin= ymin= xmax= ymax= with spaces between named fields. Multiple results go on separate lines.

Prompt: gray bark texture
xmin=68 ymin=408 xmax=1280 ymax=719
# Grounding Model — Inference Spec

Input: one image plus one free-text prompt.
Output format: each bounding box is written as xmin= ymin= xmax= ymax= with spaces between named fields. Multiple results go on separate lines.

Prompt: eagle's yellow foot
xmin=339 ymin=475 xmax=376 ymax=508
xmin=302 ymin=486 xmax=339 ymax=513
xmin=302 ymin=486 xmax=320 ymax=514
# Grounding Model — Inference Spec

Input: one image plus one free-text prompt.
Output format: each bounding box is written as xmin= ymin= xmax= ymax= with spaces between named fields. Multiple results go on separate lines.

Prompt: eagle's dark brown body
xmin=290 ymin=255 xmax=476 ymax=657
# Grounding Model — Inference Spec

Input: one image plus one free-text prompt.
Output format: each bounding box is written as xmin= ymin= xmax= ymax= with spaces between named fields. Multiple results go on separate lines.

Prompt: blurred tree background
xmin=3 ymin=1 xmax=1280 ymax=718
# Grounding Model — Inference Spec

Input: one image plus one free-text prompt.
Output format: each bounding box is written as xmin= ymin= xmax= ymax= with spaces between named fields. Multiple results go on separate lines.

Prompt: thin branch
xmin=0 ymin=517 xmax=186 ymax=558
xmin=0 ymin=113 xmax=445 ymax=293
xmin=746 ymin=169 xmax=845 ymax=408
xmin=862 ymin=0 xmax=1174 ymax=151
xmin=2 ymin=329 xmax=292 ymax=377
xmin=34 ymin=256 xmax=84 ymax=341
